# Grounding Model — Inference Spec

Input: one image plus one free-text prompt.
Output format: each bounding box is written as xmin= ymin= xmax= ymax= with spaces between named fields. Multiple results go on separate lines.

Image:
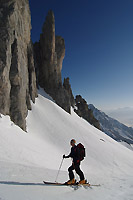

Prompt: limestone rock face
xmin=35 ymin=10 xmax=74 ymax=113
xmin=74 ymin=95 xmax=101 ymax=130
xmin=0 ymin=0 xmax=37 ymax=130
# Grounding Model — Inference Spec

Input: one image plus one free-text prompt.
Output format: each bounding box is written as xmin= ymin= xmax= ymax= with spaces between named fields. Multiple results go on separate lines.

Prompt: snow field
xmin=0 ymin=89 xmax=133 ymax=200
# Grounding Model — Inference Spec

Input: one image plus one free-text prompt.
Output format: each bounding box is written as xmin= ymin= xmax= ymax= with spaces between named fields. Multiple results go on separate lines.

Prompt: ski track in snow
xmin=0 ymin=89 xmax=133 ymax=200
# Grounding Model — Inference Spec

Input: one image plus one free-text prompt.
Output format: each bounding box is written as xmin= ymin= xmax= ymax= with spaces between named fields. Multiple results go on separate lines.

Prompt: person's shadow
xmin=0 ymin=181 xmax=44 ymax=186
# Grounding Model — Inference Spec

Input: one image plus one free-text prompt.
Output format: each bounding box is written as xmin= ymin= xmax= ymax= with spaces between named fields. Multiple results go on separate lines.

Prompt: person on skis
xmin=63 ymin=139 xmax=86 ymax=185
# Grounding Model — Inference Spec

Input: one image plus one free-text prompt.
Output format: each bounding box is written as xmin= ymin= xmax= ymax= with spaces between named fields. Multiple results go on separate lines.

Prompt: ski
xmin=43 ymin=181 xmax=65 ymax=185
xmin=43 ymin=181 xmax=100 ymax=187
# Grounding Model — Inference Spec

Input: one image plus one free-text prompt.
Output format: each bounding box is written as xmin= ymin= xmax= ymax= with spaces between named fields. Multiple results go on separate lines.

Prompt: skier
xmin=63 ymin=139 xmax=86 ymax=185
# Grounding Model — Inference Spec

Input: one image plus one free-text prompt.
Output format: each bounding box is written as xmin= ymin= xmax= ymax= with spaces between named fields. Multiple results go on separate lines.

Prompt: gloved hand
xmin=63 ymin=154 xmax=66 ymax=159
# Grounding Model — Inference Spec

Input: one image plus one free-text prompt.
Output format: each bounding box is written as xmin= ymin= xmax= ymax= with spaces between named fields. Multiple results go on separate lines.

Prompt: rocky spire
xmin=38 ymin=10 xmax=56 ymax=92
xmin=34 ymin=10 xmax=74 ymax=113
xmin=0 ymin=0 xmax=37 ymax=130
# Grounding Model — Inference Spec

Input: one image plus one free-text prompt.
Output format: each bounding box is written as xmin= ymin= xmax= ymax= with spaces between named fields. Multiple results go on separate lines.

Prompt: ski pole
xmin=55 ymin=158 xmax=64 ymax=183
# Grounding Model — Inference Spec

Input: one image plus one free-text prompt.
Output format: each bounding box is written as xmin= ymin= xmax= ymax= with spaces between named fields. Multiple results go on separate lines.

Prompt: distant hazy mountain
xmin=106 ymin=107 xmax=133 ymax=127
xmin=88 ymin=104 xmax=133 ymax=145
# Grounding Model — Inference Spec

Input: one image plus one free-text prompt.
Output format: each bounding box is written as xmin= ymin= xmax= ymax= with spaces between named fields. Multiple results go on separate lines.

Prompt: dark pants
xmin=68 ymin=163 xmax=85 ymax=181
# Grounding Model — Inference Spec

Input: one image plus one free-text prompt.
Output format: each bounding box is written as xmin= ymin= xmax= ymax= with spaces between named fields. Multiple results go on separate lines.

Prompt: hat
xmin=70 ymin=139 xmax=76 ymax=144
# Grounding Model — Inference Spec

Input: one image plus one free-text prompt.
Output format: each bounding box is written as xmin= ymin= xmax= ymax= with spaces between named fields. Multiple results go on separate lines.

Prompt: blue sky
xmin=29 ymin=0 xmax=133 ymax=111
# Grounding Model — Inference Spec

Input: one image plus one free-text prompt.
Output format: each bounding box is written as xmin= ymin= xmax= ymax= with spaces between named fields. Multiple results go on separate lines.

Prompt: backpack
xmin=77 ymin=143 xmax=86 ymax=161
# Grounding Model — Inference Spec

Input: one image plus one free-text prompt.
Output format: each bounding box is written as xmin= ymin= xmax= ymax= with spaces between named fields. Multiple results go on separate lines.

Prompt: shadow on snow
xmin=0 ymin=181 xmax=44 ymax=186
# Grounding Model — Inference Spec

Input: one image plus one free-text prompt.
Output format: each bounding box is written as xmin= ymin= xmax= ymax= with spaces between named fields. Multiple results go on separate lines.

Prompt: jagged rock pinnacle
xmin=34 ymin=10 xmax=74 ymax=113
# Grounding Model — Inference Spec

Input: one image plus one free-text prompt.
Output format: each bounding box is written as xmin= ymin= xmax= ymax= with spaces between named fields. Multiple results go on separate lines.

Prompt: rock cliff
xmin=0 ymin=0 xmax=37 ymax=130
xmin=34 ymin=10 xmax=74 ymax=113
xmin=0 ymin=2 xmax=100 ymax=132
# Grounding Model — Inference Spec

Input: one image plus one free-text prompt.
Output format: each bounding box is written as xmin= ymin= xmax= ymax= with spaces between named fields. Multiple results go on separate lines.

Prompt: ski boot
xmin=78 ymin=179 xmax=87 ymax=185
xmin=64 ymin=178 xmax=76 ymax=185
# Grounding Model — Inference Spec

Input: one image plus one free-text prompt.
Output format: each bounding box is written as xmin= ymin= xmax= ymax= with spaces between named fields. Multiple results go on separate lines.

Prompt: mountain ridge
xmin=88 ymin=104 xmax=133 ymax=145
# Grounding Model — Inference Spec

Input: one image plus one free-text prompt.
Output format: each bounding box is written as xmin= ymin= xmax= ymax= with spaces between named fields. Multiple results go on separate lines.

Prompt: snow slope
xmin=0 ymin=89 xmax=133 ymax=200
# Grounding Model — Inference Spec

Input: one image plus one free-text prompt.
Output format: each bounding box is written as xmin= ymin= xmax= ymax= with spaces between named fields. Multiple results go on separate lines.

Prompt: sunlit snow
xmin=0 ymin=89 xmax=133 ymax=200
